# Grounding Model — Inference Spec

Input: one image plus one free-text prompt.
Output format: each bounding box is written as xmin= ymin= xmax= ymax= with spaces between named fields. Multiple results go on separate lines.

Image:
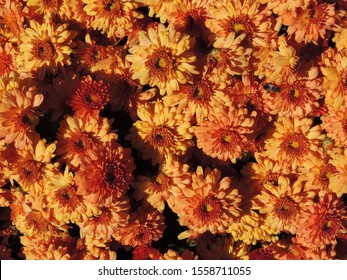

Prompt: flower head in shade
xmin=174 ymin=166 xmax=242 ymax=237
xmin=132 ymin=246 xmax=162 ymax=260
xmin=196 ymin=233 xmax=249 ymax=260
xmin=263 ymin=117 xmax=324 ymax=170
xmin=249 ymin=247 xmax=276 ymax=260
xmin=321 ymin=105 xmax=347 ymax=148
xmin=253 ymin=176 xmax=315 ymax=234
xmin=117 ymin=205 xmax=166 ymax=247
xmin=127 ymin=100 xmax=193 ymax=165
xmin=17 ymin=17 xmax=76 ymax=80
xmin=261 ymin=67 xmax=322 ymax=118
xmin=67 ymin=75 xmax=110 ymax=121
xmin=56 ymin=115 xmax=117 ymax=169
xmin=193 ymin=106 xmax=256 ymax=163
xmin=75 ymin=142 xmax=135 ymax=205
xmin=161 ymin=249 xmax=198 ymax=260
xmin=296 ymin=192 xmax=347 ymax=247
xmin=0 ymin=43 xmax=17 ymax=78
xmin=126 ymin=24 xmax=198 ymax=96
xmin=46 ymin=167 xmax=99 ymax=224
xmin=0 ymin=84 xmax=43 ymax=149
xmin=278 ymin=1 xmax=345 ymax=45
xmin=83 ymin=0 xmax=141 ymax=39
xmin=163 ymin=73 xmax=232 ymax=124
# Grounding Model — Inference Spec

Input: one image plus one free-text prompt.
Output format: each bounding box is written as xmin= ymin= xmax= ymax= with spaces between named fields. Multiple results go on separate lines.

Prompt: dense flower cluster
xmin=0 ymin=0 xmax=347 ymax=260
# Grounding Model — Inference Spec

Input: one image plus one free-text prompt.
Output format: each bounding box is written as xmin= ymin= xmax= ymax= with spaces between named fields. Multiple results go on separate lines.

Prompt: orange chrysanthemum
xmin=0 ymin=84 xmax=43 ymax=149
xmin=296 ymin=192 xmax=347 ymax=247
xmin=0 ymin=43 xmax=17 ymax=77
xmin=17 ymin=17 xmax=76 ymax=80
xmin=117 ymin=205 xmax=166 ymax=247
xmin=263 ymin=117 xmax=324 ymax=170
xmin=75 ymin=142 xmax=135 ymax=205
xmin=253 ymin=176 xmax=315 ymax=234
xmin=127 ymin=101 xmax=193 ymax=164
xmin=56 ymin=115 xmax=117 ymax=169
xmin=67 ymin=75 xmax=110 ymax=121
xmin=173 ymin=166 xmax=242 ymax=237
xmin=328 ymin=149 xmax=347 ymax=197
xmin=132 ymin=246 xmax=162 ymax=260
xmin=194 ymin=106 xmax=256 ymax=163
xmin=321 ymin=106 xmax=347 ymax=148
xmin=126 ymin=24 xmax=198 ymax=95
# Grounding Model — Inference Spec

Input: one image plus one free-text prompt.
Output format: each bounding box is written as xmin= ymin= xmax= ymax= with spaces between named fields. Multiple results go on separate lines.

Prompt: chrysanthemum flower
xmin=278 ymin=1 xmax=345 ymax=45
xmin=56 ymin=115 xmax=117 ymax=169
xmin=196 ymin=233 xmax=249 ymax=260
xmin=132 ymin=246 xmax=162 ymax=260
xmin=78 ymin=198 xmax=130 ymax=243
xmin=126 ymin=24 xmax=198 ymax=95
xmin=24 ymin=0 xmax=64 ymax=18
xmin=46 ymin=167 xmax=99 ymax=224
xmin=207 ymin=33 xmax=252 ymax=82
xmin=260 ymin=0 xmax=306 ymax=16
xmin=263 ymin=117 xmax=324 ymax=170
xmin=67 ymin=75 xmax=110 ymax=121
xmin=165 ymin=0 xmax=212 ymax=40
xmin=17 ymin=17 xmax=76 ymax=80
xmin=321 ymin=106 xmax=347 ymax=148
xmin=0 ymin=43 xmax=17 ymax=77
xmin=83 ymin=0 xmax=141 ymax=39
xmin=253 ymin=176 xmax=315 ymax=234
xmin=0 ymin=84 xmax=43 ymax=149
xmin=206 ymin=0 xmax=276 ymax=46
xmin=75 ymin=142 xmax=135 ymax=205
xmin=117 ymin=205 xmax=166 ymax=247
xmin=9 ymin=136 xmax=60 ymax=196
xmin=174 ymin=166 xmax=242 ymax=237
xmin=75 ymin=34 xmax=108 ymax=74
xmin=261 ymin=67 xmax=322 ymax=118
xmin=249 ymin=247 xmax=275 ymax=260
xmin=143 ymin=0 xmax=180 ymax=24
xmin=0 ymin=0 xmax=26 ymax=42
xmin=263 ymin=36 xmax=299 ymax=85
xmin=160 ymin=249 xmax=198 ymax=260
xmin=127 ymin=100 xmax=193 ymax=165
xmin=163 ymin=73 xmax=231 ymax=124
xmin=320 ymin=47 xmax=347 ymax=109
xmin=296 ymin=192 xmax=347 ymax=247
xmin=328 ymin=149 xmax=347 ymax=197
xmin=11 ymin=191 xmax=68 ymax=243
xmin=193 ymin=106 xmax=256 ymax=163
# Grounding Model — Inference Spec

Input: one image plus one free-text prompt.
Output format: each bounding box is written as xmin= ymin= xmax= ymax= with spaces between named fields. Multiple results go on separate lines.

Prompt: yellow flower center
xmin=156 ymin=57 xmax=168 ymax=69
xmin=289 ymin=140 xmax=300 ymax=149
xmin=233 ymin=23 xmax=246 ymax=34
xmin=204 ymin=203 xmax=214 ymax=213
xmin=104 ymin=0 xmax=119 ymax=11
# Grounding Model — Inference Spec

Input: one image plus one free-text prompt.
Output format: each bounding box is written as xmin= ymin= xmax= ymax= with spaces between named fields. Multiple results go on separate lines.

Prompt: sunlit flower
xmin=117 ymin=205 xmax=166 ymax=247
xmin=17 ymin=17 xmax=76 ymax=80
xmin=261 ymin=67 xmax=322 ymax=118
xmin=206 ymin=0 xmax=276 ymax=46
xmin=0 ymin=0 xmax=26 ymax=42
xmin=24 ymin=0 xmax=64 ymax=18
xmin=0 ymin=84 xmax=43 ymax=149
xmin=163 ymin=73 xmax=231 ymax=124
xmin=253 ymin=176 xmax=315 ymax=234
xmin=127 ymin=100 xmax=193 ymax=165
xmin=321 ymin=106 xmax=347 ymax=148
xmin=263 ymin=117 xmax=324 ymax=170
xmin=0 ymin=43 xmax=17 ymax=77
xmin=83 ymin=0 xmax=142 ymax=39
xmin=46 ymin=167 xmax=99 ymax=224
xmin=296 ymin=192 xmax=347 ymax=247
xmin=126 ymin=24 xmax=198 ymax=95
xmin=9 ymin=136 xmax=60 ymax=196
xmin=193 ymin=106 xmax=256 ymax=163
xmin=278 ymin=1 xmax=345 ymax=44
xmin=67 ymin=75 xmax=110 ymax=121
xmin=144 ymin=0 xmax=180 ymax=23
xmin=328 ymin=149 xmax=347 ymax=197
xmin=174 ymin=166 xmax=242 ymax=237
xmin=56 ymin=115 xmax=117 ymax=169
xmin=260 ymin=0 xmax=306 ymax=16
xmin=75 ymin=142 xmax=135 ymax=205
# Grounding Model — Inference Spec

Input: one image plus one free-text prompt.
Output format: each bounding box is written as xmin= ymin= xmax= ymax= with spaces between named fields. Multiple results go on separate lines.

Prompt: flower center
xmin=33 ymin=41 xmax=54 ymax=61
xmin=104 ymin=0 xmax=119 ymax=11
xmin=148 ymin=50 xmax=174 ymax=80
xmin=274 ymin=196 xmax=297 ymax=221
xmin=197 ymin=196 xmax=222 ymax=223
xmin=190 ymin=81 xmax=212 ymax=102
xmin=220 ymin=131 xmax=240 ymax=147
xmin=150 ymin=126 xmax=174 ymax=147
xmin=228 ymin=16 xmax=252 ymax=36
xmin=281 ymin=133 xmax=309 ymax=157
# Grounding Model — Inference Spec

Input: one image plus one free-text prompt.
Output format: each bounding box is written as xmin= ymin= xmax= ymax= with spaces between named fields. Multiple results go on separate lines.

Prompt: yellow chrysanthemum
xmin=17 ymin=17 xmax=76 ymax=80
xmin=126 ymin=24 xmax=198 ymax=95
